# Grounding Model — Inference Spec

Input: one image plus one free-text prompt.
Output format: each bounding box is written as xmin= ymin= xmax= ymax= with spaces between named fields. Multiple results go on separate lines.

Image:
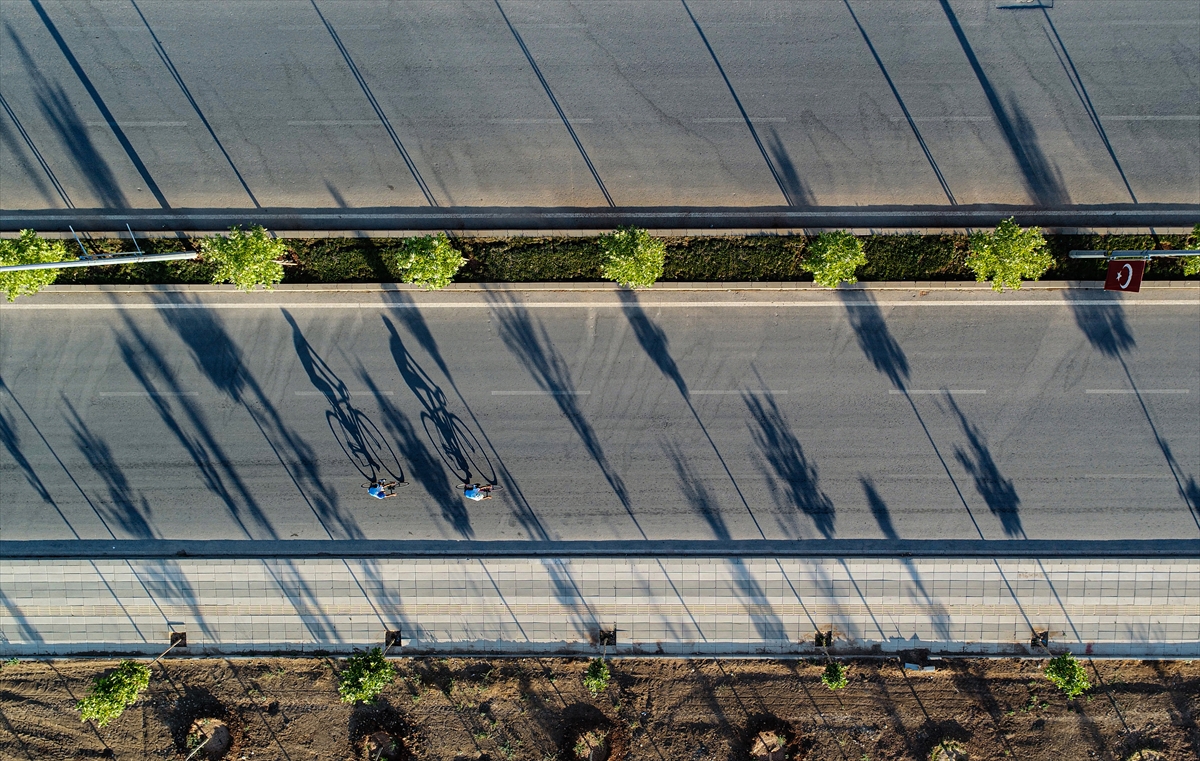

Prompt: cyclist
xmin=462 ymin=483 xmax=494 ymax=501
xmin=368 ymin=479 xmax=397 ymax=499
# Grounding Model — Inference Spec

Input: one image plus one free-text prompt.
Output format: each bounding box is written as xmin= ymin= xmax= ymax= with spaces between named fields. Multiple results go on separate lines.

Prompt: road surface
xmin=2 ymin=287 xmax=1197 ymax=545
xmin=1 ymin=0 xmax=1196 ymax=212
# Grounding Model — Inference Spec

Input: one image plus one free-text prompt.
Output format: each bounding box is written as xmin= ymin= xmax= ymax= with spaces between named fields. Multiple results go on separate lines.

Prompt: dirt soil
xmin=0 ymin=657 xmax=1196 ymax=760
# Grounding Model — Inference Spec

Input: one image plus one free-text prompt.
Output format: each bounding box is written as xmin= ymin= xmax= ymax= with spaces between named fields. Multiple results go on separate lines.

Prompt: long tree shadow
xmin=938 ymin=0 xmax=1068 ymax=206
xmin=27 ymin=0 xmax=171 ymax=207
xmin=861 ymin=476 xmax=897 ymax=540
xmin=283 ymin=312 xmax=405 ymax=485
xmin=1068 ymin=297 xmax=1199 ymax=532
xmin=383 ymin=296 xmax=548 ymax=542
xmin=129 ymin=0 xmax=260 ymax=207
xmin=488 ymin=296 xmax=637 ymax=532
xmin=63 ymin=399 xmax=156 ymax=539
xmin=618 ymin=291 xmax=766 ymax=537
xmin=114 ymin=313 xmax=275 ymax=540
xmin=5 ymin=25 xmax=125 ymax=207
xmin=839 ymin=292 xmax=910 ymax=389
xmin=946 ymin=395 xmax=1024 ymax=538
xmin=0 ymin=401 xmax=55 ymax=507
xmin=152 ymin=301 xmax=359 ymax=541
xmin=842 ymin=0 xmax=956 ymax=204
xmin=744 ymin=392 xmax=835 ymax=539
xmin=381 ymin=318 xmax=493 ymax=485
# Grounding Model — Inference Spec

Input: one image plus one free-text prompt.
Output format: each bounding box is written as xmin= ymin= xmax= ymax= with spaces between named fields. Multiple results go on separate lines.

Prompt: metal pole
xmin=0 ymin=251 xmax=198 ymax=273
xmin=1069 ymin=249 xmax=1200 ymax=259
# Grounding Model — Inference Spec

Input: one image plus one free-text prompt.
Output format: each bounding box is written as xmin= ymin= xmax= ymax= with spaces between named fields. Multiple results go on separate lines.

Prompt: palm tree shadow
xmin=743 ymin=392 xmax=835 ymax=539
xmin=945 ymin=395 xmax=1024 ymax=538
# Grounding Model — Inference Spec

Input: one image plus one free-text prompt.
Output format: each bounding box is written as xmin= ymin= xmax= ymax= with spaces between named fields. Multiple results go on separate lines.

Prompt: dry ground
xmin=1 ymin=657 xmax=1196 ymax=760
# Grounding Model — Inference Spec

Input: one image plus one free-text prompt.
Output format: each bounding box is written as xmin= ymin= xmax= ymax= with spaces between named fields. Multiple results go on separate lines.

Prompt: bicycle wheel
xmin=392 ymin=480 xmax=410 ymax=488
xmin=483 ymin=484 xmax=503 ymax=493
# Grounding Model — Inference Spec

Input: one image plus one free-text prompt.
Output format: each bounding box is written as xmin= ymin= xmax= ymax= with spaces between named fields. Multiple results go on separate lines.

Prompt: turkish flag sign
xmin=1105 ymin=260 xmax=1145 ymax=292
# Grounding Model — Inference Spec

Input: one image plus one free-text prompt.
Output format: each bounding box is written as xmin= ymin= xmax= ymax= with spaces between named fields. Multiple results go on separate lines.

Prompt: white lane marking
xmin=1101 ymin=115 xmax=1200 ymax=121
xmin=889 ymin=116 xmax=990 ymax=122
xmin=691 ymin=390 xmax=788 ymax=395
xmin=890 ymin=389 xmax=986 ymax=395
xmin=695 ymin=117 xmax=786 ymax=123
xmin=1085 ymin=389 xmax=1189 ymax=394
xmin=294 ymin=391 xmax=393 ymax=397
xmin=5 ymin=299 xmax=1197 ymax=311
xmin=287 ymin=120 xmax=382 ymax=126
xmin=86 ymin=121 xmax=187 ymax=127
xmin=490 ymin=118 xmax=593 ymax=124
xmin=491 ymin=390 xmax=590 ymax=396
xmin=98 ymin=391 xmax=198 ymax=397
xmin=1084 ymin=474 xmax=1173 ymax=479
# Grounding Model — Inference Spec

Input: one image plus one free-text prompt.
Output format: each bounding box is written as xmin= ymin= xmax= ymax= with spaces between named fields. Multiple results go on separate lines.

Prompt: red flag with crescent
xmin=1105 ymin=260 xmax=1145 ymax=292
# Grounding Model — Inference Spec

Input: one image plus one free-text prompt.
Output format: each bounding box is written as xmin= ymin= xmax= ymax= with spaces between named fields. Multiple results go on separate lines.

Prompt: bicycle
xmin=361 ymin=479 xmax=408 ymax=498
xmin=456 ymin=483 xmax=502 ymax=500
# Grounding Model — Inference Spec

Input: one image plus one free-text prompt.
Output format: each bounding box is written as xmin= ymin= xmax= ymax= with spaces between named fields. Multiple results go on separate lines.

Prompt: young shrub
xmin=582 ymin=657 xmax=611 ymax=696
xmin=801 ymin=230 xmax=866 ymax=288
xmin=1044 ymin=653 xmax=1090 ymax=699
xmin=820 ymin=662 xmax=848 ymax=691
xmin=338 ymin=647 xmax=397 ymax=705
xmin=0 ymin=229 xmax=71 ymax=301
xmin=390 ymin=233 xmax=466 ymax=289
xmin=1182 ymin=223 xmax=1200 ymax=276
xmin=966 ymin=217 xmax=1052 ymax=291
xmin=76 ymin=660 xmax=151 ymax=726
xmin=201 ymin=225 xmax=287 ymax=291
xmin=600 ymin=226 xmax=666 ymax=288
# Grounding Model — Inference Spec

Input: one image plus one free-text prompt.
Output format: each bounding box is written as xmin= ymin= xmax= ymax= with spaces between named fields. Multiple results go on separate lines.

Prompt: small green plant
xmin=3 ymin=657 xmax=18 ymax=667
xmin=600 ymin=226 xmax=666 ymax=288
xmin=76 ymin=660 xmax=151 ymax=726
xmin=337 ymin=647 xmax=397 ymax=705
xmin=966 ymin=217 xmax=1052 ymax=291
xmin=1044 ymin=653 xmax=1090 ymax=699
xmin=583 ymin=657 xmax=611 ymax=695
xmin=821 ymin=661 xmax=848 ymax=690
xmin=0 ymin=229 xmax=71 ymax=301
xmin=201 ymin=225 xmax=287 ymax=291
xmin=801 ymin=230 xmax=866 ymax=288
xmin=389 ymin=233 xmax=465 ymax=289
xmin=1181 ymin=224 xmax=1200 ymax=276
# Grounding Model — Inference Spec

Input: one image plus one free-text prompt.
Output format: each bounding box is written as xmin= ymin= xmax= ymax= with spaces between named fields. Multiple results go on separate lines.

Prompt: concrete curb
xmin=5 ymin=538 xmax=1198 ymax=560
xmin=32 ymin=280 xmax=1200 ymax=294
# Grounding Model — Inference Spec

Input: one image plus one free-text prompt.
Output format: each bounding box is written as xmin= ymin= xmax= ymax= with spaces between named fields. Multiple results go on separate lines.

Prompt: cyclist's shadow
xmin=384 ymin=320 xmax=496 ymax=485
xmin=288 ymin=317 xmax=406 ymax=483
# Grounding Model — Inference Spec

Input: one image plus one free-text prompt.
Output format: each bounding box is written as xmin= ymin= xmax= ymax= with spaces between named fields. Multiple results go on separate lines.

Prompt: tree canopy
xmin=201 ymin=225 xmax=287 ymax=291
xmin=801 ymin=231 xmax=866 ymax=288
xmin=0 ymin=229 xmax=71 ymax=301
xmin=389 ymin=233 xmax=466 ymax=289
xmin=600 ymin=226 xmax=666 ymax=288
xmin=966 ymin=218 xmax=1052 ymax=291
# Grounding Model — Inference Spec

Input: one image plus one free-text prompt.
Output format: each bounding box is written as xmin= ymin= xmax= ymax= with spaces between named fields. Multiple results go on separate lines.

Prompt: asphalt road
xmin=1 ymin=288 xmax=1197 ymax=544
xmin=1 ymin=0 xmax=1197 ymax=212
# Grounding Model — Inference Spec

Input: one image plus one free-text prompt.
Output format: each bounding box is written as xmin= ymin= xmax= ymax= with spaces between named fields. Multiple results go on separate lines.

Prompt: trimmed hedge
xmin=52 ymin=232 xmax=1197 ymax=286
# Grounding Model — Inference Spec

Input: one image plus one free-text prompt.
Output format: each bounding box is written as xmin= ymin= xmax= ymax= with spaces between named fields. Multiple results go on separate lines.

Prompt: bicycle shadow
xmin=382 ymin=317 xmax=495 ymax=485
xmin=284 ymin=312 xmax=406 ymax=484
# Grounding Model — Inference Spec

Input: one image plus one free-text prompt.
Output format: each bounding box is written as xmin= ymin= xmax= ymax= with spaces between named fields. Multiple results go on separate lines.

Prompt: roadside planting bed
xmin=2 ymin=657 xmax=1195 ymax=760
xmin=51 ymin=232 xmax=1198 ymax=287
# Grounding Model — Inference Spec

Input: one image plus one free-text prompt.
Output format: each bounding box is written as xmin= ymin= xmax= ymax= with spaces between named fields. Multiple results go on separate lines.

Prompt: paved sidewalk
xmin=2 ymin=557 xmax=1195 ymax=658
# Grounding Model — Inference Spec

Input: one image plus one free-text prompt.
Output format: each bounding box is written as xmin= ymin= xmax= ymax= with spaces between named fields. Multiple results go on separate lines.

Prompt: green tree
xmin=0 ymin=229 xmax=71 ymax=301
xmin=201 ymin=225 xmax=287 ymax=291
xmin=76 ymin=660 xmax=151 ymax=726
xmin=600 ymin=226 xmax=666 ymax=288
xmin=1044 ymin=653 xmax=1090 ymax=699
xmin=582 ymin=657 xmax=611 ymax=696
xmin=966 ymin=217 xmax=1052 ymax=291
xmin=821 ymin=662 xmax=848 ymax=691
xmin=389 ymin=233 xmax=466 ymax=289
xmin=337 ymin=648 xmax=397 ymax=705
xmin=1183 ymin=223 xmax=1200 ymax=276
xmin=801 ymin=231 xmax=866 ymax=288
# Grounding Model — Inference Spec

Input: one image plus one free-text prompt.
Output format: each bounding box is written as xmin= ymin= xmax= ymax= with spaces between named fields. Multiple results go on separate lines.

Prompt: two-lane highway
xmin=1 ymin=287 xmax=1196 ymax=545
